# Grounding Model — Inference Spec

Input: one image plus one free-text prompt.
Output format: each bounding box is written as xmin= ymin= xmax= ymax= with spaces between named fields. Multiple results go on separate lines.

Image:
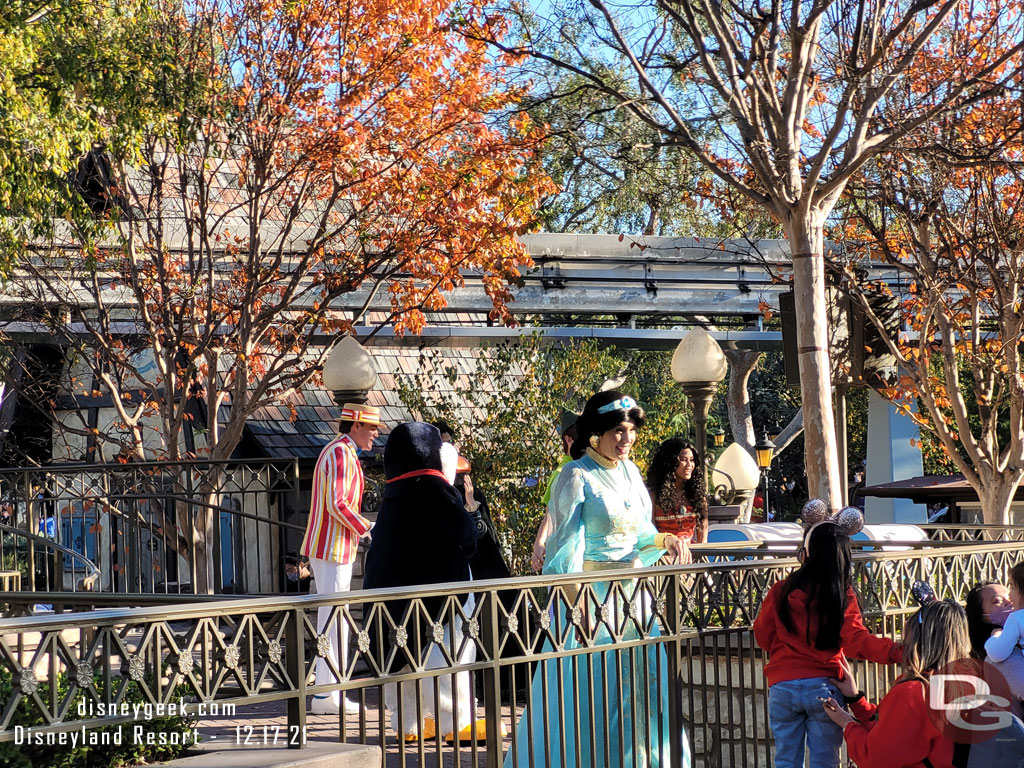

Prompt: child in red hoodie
xmin=822 ymin=600 xmax=972 ymax=768
xmin=754 ymin=518 xmax=902 ymax=768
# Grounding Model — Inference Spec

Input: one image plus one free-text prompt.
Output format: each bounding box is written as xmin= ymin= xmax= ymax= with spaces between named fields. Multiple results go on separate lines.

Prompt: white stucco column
xmin=864 ymin=389 xmax=926 ymax=523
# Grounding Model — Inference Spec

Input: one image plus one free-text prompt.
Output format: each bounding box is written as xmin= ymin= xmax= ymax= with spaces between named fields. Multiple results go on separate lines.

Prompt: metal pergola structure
xmin=338 ymin=234 xmax=905 ymax=342
xmin=1 ymin=233 xmax=908 ymax=350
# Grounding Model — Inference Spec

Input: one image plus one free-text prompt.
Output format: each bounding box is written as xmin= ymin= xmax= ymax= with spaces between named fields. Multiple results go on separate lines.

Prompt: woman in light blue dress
xmin=504 ymin=390 xmax=692 ymax=768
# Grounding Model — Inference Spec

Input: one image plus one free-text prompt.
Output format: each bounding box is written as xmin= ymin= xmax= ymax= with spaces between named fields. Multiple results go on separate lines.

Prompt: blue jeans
xmin=768 ymin=677 xmax=844 ymax=768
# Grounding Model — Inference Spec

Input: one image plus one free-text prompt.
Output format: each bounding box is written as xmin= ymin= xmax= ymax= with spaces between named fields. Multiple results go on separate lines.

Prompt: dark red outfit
xmin=844 ymin=679 xmax=955 ymax=768
xmin=652 ymin=502 xmax=699 ymax=542
xmin=753 ymin=581 xmax=902 ymax=686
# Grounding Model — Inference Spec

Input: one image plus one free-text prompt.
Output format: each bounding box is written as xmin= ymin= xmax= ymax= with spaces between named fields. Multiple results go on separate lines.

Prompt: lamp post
xmin=323 ymin=335 xmax=379 ymax=405
xmin=753 ymin=432 xmax=777 ymax=520
xmin=671 ymin=329 xmax=728 ymax=476
xmin=711 ymin=443 xmax=761 ymax=504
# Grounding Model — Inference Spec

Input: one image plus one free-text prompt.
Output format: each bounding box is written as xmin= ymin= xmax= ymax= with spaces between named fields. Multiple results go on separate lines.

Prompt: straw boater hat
xmin=338 ymin=402 xmax=383 ymax=427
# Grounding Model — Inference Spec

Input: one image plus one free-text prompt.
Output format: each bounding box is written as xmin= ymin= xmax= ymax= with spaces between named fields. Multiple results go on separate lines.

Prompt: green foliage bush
xmin=0 ymin=664 xmax=198 ymax=768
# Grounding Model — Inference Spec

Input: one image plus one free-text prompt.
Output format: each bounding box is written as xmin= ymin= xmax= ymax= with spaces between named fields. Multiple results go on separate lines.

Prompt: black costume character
xmin=362 ymin=422 xmax=482 ymax=741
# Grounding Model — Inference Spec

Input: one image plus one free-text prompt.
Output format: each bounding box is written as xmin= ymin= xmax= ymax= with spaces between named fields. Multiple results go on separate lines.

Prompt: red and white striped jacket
xmin=300 ymin=434 xmax=371 ymax=563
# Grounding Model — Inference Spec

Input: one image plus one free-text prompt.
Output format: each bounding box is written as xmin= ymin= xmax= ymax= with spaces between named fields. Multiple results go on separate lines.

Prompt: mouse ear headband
xmin=910 ymin=580 xmax=937 ymax=606
xmin=800 ymin=499 xmax=865 ymax=553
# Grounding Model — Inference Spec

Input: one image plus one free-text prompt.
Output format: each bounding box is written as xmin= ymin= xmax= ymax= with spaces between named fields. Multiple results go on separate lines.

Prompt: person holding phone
xmin=822 ymin=601 xmax=971 ymax=768
xmin=754 ymin=516 xmax=902 ymax=768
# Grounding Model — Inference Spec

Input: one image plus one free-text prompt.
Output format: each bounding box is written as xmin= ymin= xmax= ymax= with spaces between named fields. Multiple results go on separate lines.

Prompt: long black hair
xmin=646 ymin=437 xmax=708 ymax=519
xmin=965 ymin=581 xmax=1000 ymax=660
xmin=570 ymin=390 xmax=646 ymax=460
xmin=777 ymin=522 xmax=854 ymax=651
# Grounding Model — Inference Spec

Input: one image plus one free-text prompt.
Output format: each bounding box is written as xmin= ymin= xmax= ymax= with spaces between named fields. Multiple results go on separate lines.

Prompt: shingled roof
xmin=242 ymin=312 xmax=505 ymax=461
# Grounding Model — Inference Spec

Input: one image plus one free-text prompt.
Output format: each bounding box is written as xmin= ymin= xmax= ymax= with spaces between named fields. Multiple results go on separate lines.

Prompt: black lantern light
xmin=753 ymin=432 xmax=776 ymax=471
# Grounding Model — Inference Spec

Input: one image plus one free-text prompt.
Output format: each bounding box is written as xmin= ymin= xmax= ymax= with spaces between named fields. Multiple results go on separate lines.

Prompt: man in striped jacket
xmin=301 ymin=402 xmax=382 ymax=715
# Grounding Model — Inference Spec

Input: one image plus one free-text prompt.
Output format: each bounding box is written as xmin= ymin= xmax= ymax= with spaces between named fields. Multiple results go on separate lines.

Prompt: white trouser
xmin=385 ymin=593 xmax=477 ymax=736
xmin=310 ymin=557 xmax=354 ymax=707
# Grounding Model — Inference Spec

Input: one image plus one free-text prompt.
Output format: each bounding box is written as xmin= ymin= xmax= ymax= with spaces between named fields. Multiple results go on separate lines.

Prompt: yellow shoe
xmin=401 ymin=716 xmax=436 ymax=742
xmin=444 ymin=717 xmax=507 ymax=743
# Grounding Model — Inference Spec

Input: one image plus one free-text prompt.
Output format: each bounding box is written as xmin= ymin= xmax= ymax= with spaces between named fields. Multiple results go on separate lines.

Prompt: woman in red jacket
xmin=822 ymin=600 xmax=972 ymax=768
xmin=754 ymin=519 xmax=902 ymax=768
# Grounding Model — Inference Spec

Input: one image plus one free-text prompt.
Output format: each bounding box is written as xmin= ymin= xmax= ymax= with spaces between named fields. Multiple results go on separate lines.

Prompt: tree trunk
xmin=193 ymin=508 xmax=214 ymax=594
xmin=785 ymin=213 xmax=843 ymax=509
xmin=192 ymin=475 xmax=222 ymax=595
xmin=977 ymin=471 xmax=1020 ymax=529
xmin=723 ymin=348 xmax=762 ymax=524
xmin=644 ymin=200 xmax=660 ymax=235
xmin=723 ymin=348 xmax=761 ymax=451
xmin=772 ymin=410 xmax=804 ymax=455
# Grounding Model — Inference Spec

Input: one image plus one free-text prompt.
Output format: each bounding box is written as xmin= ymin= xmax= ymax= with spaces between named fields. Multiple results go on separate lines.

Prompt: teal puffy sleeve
xmin=541 ymin=464 xmax=587 ymax=575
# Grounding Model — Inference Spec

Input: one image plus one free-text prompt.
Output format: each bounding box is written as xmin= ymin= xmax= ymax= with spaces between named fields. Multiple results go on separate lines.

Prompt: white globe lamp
xmin=323 ymin=335 xmax=378 ymax=405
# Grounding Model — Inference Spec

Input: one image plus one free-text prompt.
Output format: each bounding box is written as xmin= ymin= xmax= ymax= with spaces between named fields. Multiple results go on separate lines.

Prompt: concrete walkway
xmin=155 ymin=693 xmax=518 ymax=768
xmin=154 ymin=741 xmax=380 ymax=768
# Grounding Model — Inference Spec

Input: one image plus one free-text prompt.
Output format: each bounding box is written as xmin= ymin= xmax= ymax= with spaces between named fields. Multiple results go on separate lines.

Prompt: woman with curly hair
xmin=646 ymin=437 xmax=708 ymax=544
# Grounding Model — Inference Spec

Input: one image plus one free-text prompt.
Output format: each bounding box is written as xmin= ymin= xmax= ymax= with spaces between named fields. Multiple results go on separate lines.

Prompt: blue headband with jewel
xmin=596 ymin=396 xmax=637 ymax=414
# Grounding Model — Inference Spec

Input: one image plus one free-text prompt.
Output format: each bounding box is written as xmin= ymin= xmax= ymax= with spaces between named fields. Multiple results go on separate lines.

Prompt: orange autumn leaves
xmin=206 ymin=0 xmax=553 ymax=333
xmin=833 ymin=64 xmax=1024 ymax=512
xmin=49 ymin=0 xmax=553 ymax=464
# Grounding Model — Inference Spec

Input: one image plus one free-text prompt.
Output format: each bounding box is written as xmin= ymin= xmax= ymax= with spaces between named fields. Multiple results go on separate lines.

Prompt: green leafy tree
xmin=515 ymin=14 xmax=779 ymax=238
xmin=621 ymin=350 xmax=694 ymax=468
xmin=525 ymin=68 xmax=714 ymax=236
xmin=397 ymin=337 xmax=619 ymax=573
xmin=396 ymin=338 xmax=692 ymax=574
xmin=490 ymin=0 xmax=1024 ymax=511
xmin=0 ymin=1 xmax=174 ymax=265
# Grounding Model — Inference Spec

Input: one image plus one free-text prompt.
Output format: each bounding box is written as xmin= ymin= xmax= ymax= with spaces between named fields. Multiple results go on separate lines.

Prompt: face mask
xmin=988 ymin=604 xmax=1013 ymax=626
xmin=286 ymin=571 xmax=301 ymax=582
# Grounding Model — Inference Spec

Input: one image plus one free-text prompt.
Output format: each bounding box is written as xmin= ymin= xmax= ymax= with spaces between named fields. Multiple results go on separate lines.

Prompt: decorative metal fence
xmin=0 ymin=455 xmax=1017 ymax=600
xmin=0 ymin=459 xmax=307 ymax=595
xmin=922 ymin=523 xmax=1024 ymax=542
xmin=0 ymin=539 xmax=1018 ymax=766
xmin=0 ymin=459 xmax=395 ymax=598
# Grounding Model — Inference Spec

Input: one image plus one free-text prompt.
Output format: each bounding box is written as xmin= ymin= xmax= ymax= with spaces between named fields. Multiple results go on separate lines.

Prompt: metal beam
xmin=0 ymin=320 xmax=782 ymax=351
xmin=354 ymin=325 xmax=782 ymax=351
xmin=7 ymin=234 xmax=909 ymax=320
